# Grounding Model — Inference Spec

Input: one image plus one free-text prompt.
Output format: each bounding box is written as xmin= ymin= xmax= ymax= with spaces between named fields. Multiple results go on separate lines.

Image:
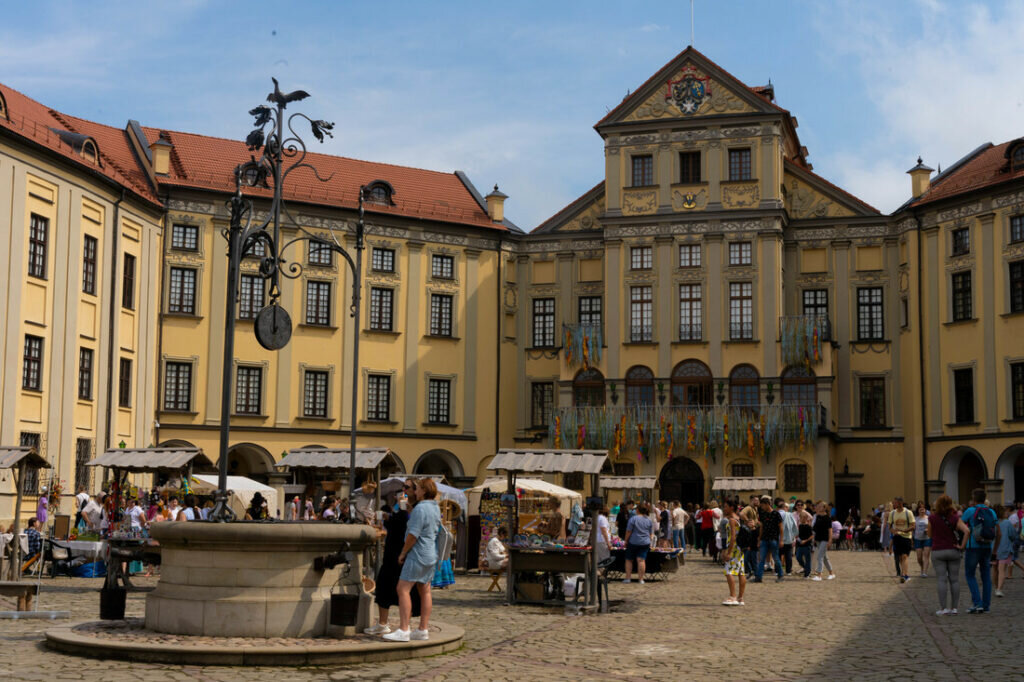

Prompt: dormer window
xmin=81 ymin=139 xmax=98 ymax=163
xmin=363 ymin=180 xmax=395 ymax=206
xmin=48 ymin=128 xmax=101 ymax=165
xmin=0 ymin=90 xmax=8 ymax=120
xmin=1013 ymin=145 xmax=1024 ymax=172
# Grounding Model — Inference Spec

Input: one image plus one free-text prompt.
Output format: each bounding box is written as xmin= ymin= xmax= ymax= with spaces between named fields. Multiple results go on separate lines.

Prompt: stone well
xmin=146 ymin=522 xmax=375 ymax=638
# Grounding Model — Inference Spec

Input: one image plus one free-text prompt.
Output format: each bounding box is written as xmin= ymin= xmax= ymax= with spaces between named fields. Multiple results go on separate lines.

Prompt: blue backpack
xmin=969 ymin=506 xmax=997 ymax=545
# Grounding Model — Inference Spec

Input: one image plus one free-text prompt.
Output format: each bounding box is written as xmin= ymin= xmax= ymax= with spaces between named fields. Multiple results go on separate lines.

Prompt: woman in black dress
xmin=365 ymin=487 xmax=419 ymax=634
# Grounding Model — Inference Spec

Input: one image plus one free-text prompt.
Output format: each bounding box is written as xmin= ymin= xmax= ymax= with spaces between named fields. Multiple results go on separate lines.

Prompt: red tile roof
xmin=142 ymin=126 xmax=505 ymax=230
xmin=0 ymin=83 xmax=160 ymax=206
xmin=784 ymin=159 xmax=880 ymax=215
xmin=911 ymin=139 xmax=1024 ymax=207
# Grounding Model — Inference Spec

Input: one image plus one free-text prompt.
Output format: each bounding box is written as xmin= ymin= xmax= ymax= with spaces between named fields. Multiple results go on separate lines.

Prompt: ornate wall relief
xmin=721 ymin=182 xmax=760 ymax=209
xmin=672 ymin=186 xmax=708 ymax=211
xmin=622 ymin=189 xmax=659 ymax=216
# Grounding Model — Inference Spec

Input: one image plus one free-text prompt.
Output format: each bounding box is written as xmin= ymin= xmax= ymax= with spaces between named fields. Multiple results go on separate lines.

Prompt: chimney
xmin=485 ymin=184 xmax=507 ymax=223
xmin=149 ymin=132 xmax=173 ymax=176
xmin=906 ymin=157 xmax=934 ymax=198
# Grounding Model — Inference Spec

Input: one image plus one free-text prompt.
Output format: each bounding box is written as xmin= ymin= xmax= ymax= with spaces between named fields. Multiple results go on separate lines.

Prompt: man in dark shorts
xmin=889 ymin=496 xmax=915 ymax=583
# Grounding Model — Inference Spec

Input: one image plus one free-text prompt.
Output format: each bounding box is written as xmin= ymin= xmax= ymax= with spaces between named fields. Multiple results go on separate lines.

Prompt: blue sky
xmin=2 ymin=0 xmax=1022 ymax=227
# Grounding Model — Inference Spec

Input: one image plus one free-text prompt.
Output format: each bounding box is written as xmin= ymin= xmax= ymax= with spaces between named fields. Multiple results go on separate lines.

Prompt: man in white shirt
xmin=671 ymin=502 xmax=688 ymax=549
xmin=126 ymin=498 xmax=146 ymax=530
xmin=486 ymin=527 xmax=508 ymax=569
xmin=75 ymin=486 xmax=90 ymax=528
xmin=82 ymin=493 xmax=105 ymax=531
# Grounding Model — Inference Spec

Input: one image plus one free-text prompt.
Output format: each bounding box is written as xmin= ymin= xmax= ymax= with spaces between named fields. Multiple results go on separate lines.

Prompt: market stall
xmin=190 ymin=474 xmax=277 ymax=519
xmin=485 ymin=449 xmax=607 ymax=609
xmin=0 ymin=446 xmax=51 ymax=581
xmin=601 ymin=475 xmax=659 ymax=505
xmin=711 ymin=476 xmax=778 ymax=496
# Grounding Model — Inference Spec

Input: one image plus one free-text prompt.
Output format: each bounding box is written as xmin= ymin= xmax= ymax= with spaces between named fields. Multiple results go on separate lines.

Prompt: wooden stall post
xmin=504 ymin=469 xmax=515 ymax=605
xmin=589 ymin=472 xmax=599 ymax=607
xmin=6 ymin=461 xmax=26 ymax=581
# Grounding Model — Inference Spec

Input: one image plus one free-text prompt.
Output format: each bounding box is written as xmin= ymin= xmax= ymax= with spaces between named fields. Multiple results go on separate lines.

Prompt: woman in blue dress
xmin=383 ymin=478 xmax=441 ymax=642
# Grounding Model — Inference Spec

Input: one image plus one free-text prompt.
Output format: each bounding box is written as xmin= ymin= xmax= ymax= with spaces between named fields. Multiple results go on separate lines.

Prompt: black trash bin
xmin=99 ymin=586 xmax=127 ymax=620
xmin=329 ymin=593 xmax=359 ymax=627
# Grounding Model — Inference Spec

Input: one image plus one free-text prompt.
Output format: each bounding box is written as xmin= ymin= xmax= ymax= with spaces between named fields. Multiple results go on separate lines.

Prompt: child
xmin=995 ymin=505 xmax=1015 ymax=598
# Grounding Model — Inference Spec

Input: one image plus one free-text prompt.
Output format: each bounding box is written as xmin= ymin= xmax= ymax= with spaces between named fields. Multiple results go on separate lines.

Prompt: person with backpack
xmin=888 ymin=497 xmax=916 ymax=583
xmin=961 ymin=488 xmax=997 ymax=614
xmin=928 ymin=494 xmax=968 ymax=615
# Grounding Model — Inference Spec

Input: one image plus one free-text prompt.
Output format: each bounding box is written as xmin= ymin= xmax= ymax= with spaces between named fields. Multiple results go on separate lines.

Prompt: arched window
xmin=625 ymin=366 xmax=654 ymax=406
xmin=81 ymin=139 xmax=98 ymax=163
xmin=729 ymin=364 xmax=760 ymax=409
xmin=573 ymin=368 xmax=605 ymax=407
xmin=364 ymin=180 xmax=395 ymax=206
xmin=781 ymin=365 xmax=816 ymax=406
xmin=671 ymin=359 xmax=713 ymax=406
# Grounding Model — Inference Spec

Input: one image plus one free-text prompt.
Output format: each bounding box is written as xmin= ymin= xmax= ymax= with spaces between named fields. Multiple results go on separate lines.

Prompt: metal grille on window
xmin=118 ymin=358 xmax=132 ymax=407
xmin=20 ymin=433 xmax=40 ymax=494
xmin=239 ymin=274 xmax=264 ymax=319
xmin=432 ymin=254 xmax=454 ymax=279
xmin=784 ymin=463 xmax=808 ymax=492
xmin=953 ymin=368 xmax=974 ymax=424
xmin=367 ymin=374 xmax=390 ymax=421
xmin=28 ymin=214 xmax=47 ymax=278
xmin=578 ymin=296 xmax=602 ymax=327
xmin=304 ymin=370 xmax=329 ymax=418
xmin=679 ymin=244 xmax=701 ymax=268
xmin=309 ymin=240 xmax=332 ymax=266
xmin=859 ymin=377 xmax=885 ymax=427
xmin=1011 ymin=262 xmax=1024 ymax=313
xmin=631 ymin=155 xmax=653 ymax=186
xmin=428 ymin=379 xmax=451 ymax=424
xmin=1012 ymin=362 xmax=1024 ymax=419
xmin=952 ymin=228 xmax=970 ymax=256
xmin=168 ymin=267 xmax=196 ymax=314
xmin=531 ymin=382 xmax=553 ymax=427
xmin=369 ymin=287 xmax=393 ymax=331
xmin=75 ymin=438 xmax=92 ymax=493
xmin=728 ymin=241 xmax=751 ymax=266
xmin=532 ymin=298 xmax=555 ymax=347
xmin=372 ymin=247 xmax=395 ymax=272
xmin=236 ymin=366 xmax=262 ymax=414
xmin=679 ymin=284 xmax=702 ymax=340
xmin=630 ymin=246 xmax=653 ymax=270
xmin=952 ymin=272 xmax=972 ymax=321
xmin=82 ymin=235 xmax=97 ymax=295
xmin=630 ymin=286 xmax=653 ymax=342
xmin=172 ymin=224 xmax=198 ymax=250
xmin=306 ymin=281 xmax=331 ymax=325
xmin=857 ymin=287 xmax=884 ymax=340
xmin=430 ymin=294 xmax=453 ymax=336
xmin=78 ymin=347 xmax=93 ymax=400
xmin=23 ymin=335 xmax=42 ymax=390
xmin=728 ymin=148 xmax=751 ymax=180
xmin=729 ymin=282 xmax=753 ymax=340
xmin=164 ymin=362 xmax=192 ymax=411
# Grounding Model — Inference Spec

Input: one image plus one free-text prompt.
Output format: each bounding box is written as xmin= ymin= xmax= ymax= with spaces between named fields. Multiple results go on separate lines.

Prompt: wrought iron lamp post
xmin=209 ymin=79 xmax=364 ymax=521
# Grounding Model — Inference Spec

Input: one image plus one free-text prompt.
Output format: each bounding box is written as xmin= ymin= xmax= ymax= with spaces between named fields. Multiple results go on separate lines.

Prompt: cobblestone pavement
xmin=1 ymin=550 xmax=1020 ymax=681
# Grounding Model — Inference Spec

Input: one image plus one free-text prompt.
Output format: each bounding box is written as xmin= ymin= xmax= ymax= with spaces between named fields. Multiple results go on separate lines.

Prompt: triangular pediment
xmin=596 ymin=47 xmax=782 ymax=129
xmin=783 ymin=161 xmax=879 ymax=219
xmin=532 ymin=183 xmax=605 ymax=234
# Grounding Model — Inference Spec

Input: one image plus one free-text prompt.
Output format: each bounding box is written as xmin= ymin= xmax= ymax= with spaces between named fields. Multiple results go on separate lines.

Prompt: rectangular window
xmin=118 ymin=358 xmax=131 ymax=408
xmin=122 ymin=254 xmax=136 ymax=310
xmin=20 ymin=433 xmax=40 ymax=494
xmin=75 ymin=438 xmax=91 ymax=494
xmin=369 ymin=287 xmax=394 ymax=331
xmin=1012 ymin=215 xmax=1024 ymax=243
xmin=430 ymin=293 xmax=453 ymax=336
xmin=531 ymin=382 xmax=554 ymax=427
xmin=951 ymin=228 xmax=970 ymax=256
xmin=1010 ymin=261 xmax=1024 ymax=313
xmin=82 ymin=235 xmax=98 ymax=295
xmin=953 ymin=368 xmax=974 ymax=424
xmin=679 ymin=284 xmax=702 ymax=340
xmin=630 ymin=286 xmax=653 ymax=342
xmin=679 ymin=243 xmax=701 ymax=268
xmin=244 ymin=238 xmax=265 ymax=258
xmin=308 ymin=239 xmax=332 ymax=266
xmin=366 ymin=374 xmax=391 ymax=421
xmin=952 ymin=272 xmax=972 ymax=321
xmin=1012 ymin=362 xmax=1024 ymax=420
xmin=729 ymin=282 xmax=753 ymax=340
xmin=631 ymin=154 xmax=654 ymax=186
xmin=728 ymin=241 xmax=752 ymax=266
xmin=679 ymin=151 xmax=701 ymax=184
xmin=168 ymin=267 xmax=197 ymax=315
xmin=784 ymin=464 xmax=809 ymax=492
xmin=431 ymin=254 xmax=455 ymax=279
xmin=371 ymin=247 xmax=395 ymax=272
xmin=238 ymin=274 xmax=265 ymax=319
xmin=78 ymin=348 xmax=93 ymax=400
xmin=630 ymin=245 xmax=653 ymax=270
xmin=171 ymin=224 xmax=199 ymax=250
xmin=28 ymin=214 xmax=48 ymax=279
xmin=164 ymin=361 xmax=192 ymax=411
xmin=22 ymin=335 xmax=42 ymax=390
xmin=857 ymin=287 xmax=884 ymax=340
xmin=802 ymin=289 xmax=828 ymax=318
xmin=303 ymin=370 xmax=329 ymax=418
xmin=859 ymin=377 xmax=886 ymax=427
xmin=532 ymin=298 xmax=555 ymax=347
xmin=732 ymin=462 xmax=754 ymax=477
xmin=578 ymin=296 xmax=602 ymax=327
xmin=427 ymin=378 xmax=451 ymax=424
xmin=728 ymin=148 xmax=752 ymax=181
xmin=306 ymin=281 xmax=331 ymax=326
xmin=235 ymin=366 xmax=262 ymax=415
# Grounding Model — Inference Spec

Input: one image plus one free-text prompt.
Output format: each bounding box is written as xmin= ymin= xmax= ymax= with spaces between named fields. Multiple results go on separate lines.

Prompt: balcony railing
xmin=679 ymin=323 xmax=702 ymax=341
xmin=630 ymin=324 xmax=653 ymax=343
xmin=563 ymin=323 xmax=603 ymax=369
xmin=551 ymin=403 xmax=819 ymax=458
xmin=779 ymin=315 xmax=830 ymax=366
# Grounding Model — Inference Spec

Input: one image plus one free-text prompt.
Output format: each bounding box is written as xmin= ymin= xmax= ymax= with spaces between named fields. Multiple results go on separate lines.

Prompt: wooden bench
xmin=0 ymin=581 xmax=39 ymax=611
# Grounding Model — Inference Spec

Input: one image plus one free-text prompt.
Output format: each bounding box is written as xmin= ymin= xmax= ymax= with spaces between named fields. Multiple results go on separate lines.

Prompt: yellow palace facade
xmin=2 ymin=48 xmax=1023 ymax=524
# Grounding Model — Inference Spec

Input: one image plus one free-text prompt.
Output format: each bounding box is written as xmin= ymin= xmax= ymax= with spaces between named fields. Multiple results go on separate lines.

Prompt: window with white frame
xmin=679 ymin=243 xmax=701 ymax=268
xmin=728 ymin=241 xmax=752 ymax=266
xmin=630 ymin=245 xmax=653 ymax=270
xmin=578 ymin=296 xmax=602 ymax=328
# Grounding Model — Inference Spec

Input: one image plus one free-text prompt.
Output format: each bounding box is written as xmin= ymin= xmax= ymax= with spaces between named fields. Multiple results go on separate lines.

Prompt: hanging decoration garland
xmin=563 ymin=324 xmax=603 ymax=370
xmin=780 ymin=316 xmax=823 ymax=367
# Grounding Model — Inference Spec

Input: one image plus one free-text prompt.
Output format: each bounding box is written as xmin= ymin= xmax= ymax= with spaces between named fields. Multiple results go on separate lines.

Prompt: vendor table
xmin=65 ymin=540 xmax=106 ymax=560
xmin=604 ymin=548 xmax=683 ymax=582
xmin=507 ymin=547 xmax=593 ymax=606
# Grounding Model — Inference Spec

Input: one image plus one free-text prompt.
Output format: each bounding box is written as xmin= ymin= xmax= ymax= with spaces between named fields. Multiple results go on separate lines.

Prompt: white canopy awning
xmin=601 ymin=476 xmax=658 ymax=490
xmin=487 ymin=449 xmax=608 ymax=474
xmin=711 ymin=476 xmax=777 ymax=492
xmin=465 ymin=477 xmax=582 ymax=517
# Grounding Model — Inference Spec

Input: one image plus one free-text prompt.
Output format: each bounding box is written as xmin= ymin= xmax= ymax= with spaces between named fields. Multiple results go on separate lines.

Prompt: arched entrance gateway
xmin=226 ymin=442 xmax=275 ymax=483
xmin=413 ymin=449 xmax=465 ymax=483
xmin=995 ymin=444 xmax=1024 ymax=503
xmin=658 ymin=457 xmax=704 ymax=505
xmin=939 ymin=446 xmax=987 ymax=505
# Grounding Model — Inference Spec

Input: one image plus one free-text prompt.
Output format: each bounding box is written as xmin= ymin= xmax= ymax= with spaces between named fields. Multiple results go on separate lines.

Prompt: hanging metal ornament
xmin=254 ymin=303 xmax=292 ymax=350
